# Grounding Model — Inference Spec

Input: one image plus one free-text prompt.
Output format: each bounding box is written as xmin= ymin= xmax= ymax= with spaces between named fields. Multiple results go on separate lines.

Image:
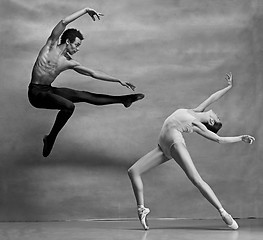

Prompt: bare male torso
xmin=31 ymin=43 xmax=75 ymax=85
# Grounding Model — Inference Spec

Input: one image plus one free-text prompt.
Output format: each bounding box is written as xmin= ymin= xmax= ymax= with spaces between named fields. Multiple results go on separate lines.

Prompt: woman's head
xmin=203 ymin=110 xmax=222 ymax=133
xmin=203 ymin=121 xmax=222 ymax=133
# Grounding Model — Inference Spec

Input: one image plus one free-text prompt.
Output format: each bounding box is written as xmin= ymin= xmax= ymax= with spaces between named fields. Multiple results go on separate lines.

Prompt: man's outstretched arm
xmin=72 ymin=64 xmax=135 ymax=91
xmin=47 ymin=8 xmax=103 ymax=46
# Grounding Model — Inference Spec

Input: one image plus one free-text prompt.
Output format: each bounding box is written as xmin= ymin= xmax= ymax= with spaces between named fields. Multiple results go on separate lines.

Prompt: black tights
xmin=28 ymin=83 xmax=140 ymax=143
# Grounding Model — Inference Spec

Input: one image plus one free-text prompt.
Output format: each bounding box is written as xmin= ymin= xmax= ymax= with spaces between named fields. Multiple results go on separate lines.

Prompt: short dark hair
xmin=60 ymin=28 xmax=84 ymax=44
xmin=203 ymin=121 xmax=222 ymax=133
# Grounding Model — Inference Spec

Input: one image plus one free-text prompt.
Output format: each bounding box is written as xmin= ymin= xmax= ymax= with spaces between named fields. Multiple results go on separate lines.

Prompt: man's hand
xmin=120 ymin=81 xmax=136 ymax=91
xmin=241 ymin=135 xmax=255 ymax=144
xmin=86 ymin=8 xmax=104 ymax=21
xmin=225 ymin=72 xmax=233 ymax=87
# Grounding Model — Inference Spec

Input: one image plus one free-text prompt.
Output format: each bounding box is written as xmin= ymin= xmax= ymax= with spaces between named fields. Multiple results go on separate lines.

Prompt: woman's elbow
xmin=216 ymin=136 xmax=224 ymax=144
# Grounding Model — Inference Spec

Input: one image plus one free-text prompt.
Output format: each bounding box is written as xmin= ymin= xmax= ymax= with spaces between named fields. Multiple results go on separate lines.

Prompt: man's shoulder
xmin=39 ymin=39 xmax=59 ymax=53
xmin=59 ymin=54 xmax=80 ymax=69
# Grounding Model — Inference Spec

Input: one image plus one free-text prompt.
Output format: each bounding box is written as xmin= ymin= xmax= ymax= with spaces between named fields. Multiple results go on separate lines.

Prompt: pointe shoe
xmin=138 ymin=207 xmax=150 ymax=230
xmin=221 ymin=211 xmax=239 ymax=230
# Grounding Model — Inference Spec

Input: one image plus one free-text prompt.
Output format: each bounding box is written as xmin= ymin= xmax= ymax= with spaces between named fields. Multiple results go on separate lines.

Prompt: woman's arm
xmin=192 ymin=120 xmax=255 ymax=144
xmin=193 ymin=73 xmax=233 ymax=112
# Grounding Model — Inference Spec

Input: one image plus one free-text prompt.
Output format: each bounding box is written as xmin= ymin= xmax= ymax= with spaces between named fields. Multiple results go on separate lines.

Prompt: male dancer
xmin=28 ymin=7 xmax=144 ymax=157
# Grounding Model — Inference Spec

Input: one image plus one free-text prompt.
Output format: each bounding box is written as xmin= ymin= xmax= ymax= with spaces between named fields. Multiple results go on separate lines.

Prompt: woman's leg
xmin=170 ymin=143 xmax=238 ymax=229
xmin=128 ymin=147 xmax=168 ymax=230
xmin=128 ymin=147 xmax=168 ymax=206
xmin=52 ymin=87 xmax=144 ymax=108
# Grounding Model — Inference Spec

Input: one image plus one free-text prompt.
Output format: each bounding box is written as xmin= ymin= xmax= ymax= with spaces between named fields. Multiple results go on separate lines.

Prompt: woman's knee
xmin=189 ymin=175 xmax=205 ymax=188
xmin=128 ymin=167 xmax=138 ymax=179
xmin=127 ymin=167 xmax=134 ymax=177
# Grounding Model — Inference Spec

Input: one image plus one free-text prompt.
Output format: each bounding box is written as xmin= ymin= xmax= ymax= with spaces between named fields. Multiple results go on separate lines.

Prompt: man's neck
xmin=58 ymin=44 xmax=68 ymax=57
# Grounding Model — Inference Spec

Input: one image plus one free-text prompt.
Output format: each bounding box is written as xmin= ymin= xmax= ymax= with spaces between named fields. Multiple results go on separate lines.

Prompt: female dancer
xmin=128 ymin=73 xmax=255 ymax=230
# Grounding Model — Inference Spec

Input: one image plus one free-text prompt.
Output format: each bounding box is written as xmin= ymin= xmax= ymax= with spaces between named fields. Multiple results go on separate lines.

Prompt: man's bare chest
xmin=43 ymin=51 xmax=71 ymax=72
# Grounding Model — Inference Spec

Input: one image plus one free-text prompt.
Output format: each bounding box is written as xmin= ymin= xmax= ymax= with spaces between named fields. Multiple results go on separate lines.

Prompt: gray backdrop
xmin=0 ymin=0 xmax=262 ymax=221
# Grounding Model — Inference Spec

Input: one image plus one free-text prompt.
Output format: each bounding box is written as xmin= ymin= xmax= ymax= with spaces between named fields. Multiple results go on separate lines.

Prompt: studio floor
xmin=0 ymin=218 xmax=262 ymax=240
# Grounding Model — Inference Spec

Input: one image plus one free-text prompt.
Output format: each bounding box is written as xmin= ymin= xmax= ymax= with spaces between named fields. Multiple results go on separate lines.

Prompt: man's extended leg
xmin=30 ymin=86 xmax=144 ymax=157
xmin=51 ymin=87 xmax=145 ymax=107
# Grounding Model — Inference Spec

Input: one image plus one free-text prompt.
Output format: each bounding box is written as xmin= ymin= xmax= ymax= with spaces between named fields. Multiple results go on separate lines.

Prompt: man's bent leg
xmin=43 ymin=106 xmax=75 ymax=157
xmin=28 ymin=84 xmax=76 ymax=157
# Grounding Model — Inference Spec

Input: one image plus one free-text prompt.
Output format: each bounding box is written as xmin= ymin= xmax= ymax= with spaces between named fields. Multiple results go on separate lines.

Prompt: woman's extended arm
xmin=193 ymin=73 xmax=233 ymax=112
xmin=192 ymin=120 xmax=255 ymax=144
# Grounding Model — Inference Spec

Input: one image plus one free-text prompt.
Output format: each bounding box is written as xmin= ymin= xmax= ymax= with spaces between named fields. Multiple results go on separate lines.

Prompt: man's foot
xmin=220 ymin=211 xmax=239 ymax=230
xmin=43 ymin=135 xmax=55 ymax=157
xmin=138 ymin=207 xmax=150 ymax=230
xmin=123 ymin=93 xmax=145 ymax=108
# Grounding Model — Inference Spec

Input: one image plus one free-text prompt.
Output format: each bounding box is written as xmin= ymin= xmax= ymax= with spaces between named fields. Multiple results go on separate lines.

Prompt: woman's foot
xmin=138 ymin=207 xmax=150 ymax=230
xmin=220 ymin=210 xmax=239 ymax=230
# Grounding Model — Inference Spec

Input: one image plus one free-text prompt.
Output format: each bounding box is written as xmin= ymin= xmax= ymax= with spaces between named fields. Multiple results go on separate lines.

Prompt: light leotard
xmin=158 ymin=109 xmax=196 ymax=159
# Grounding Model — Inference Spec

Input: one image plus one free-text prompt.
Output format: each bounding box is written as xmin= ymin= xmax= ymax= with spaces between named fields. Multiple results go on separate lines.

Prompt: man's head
xmin=61 ymin=28 xmax=84 ymax=55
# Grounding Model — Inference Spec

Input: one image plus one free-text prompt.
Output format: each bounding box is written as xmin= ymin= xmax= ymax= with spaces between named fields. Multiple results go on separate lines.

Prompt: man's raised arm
xmin=47 ymin=8 xmax=103 ymax=46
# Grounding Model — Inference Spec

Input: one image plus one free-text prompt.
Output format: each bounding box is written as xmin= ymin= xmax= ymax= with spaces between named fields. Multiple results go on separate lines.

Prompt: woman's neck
xmin=191 ymin=111 xmax=209 ymax=122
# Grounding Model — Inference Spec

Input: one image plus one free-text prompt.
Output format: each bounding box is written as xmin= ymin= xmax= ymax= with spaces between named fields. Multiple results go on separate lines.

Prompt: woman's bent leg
xmin=128 ymin=147 xmax=168 ymax=206
xmin=128 ymin=147 xmax=168 ymax=229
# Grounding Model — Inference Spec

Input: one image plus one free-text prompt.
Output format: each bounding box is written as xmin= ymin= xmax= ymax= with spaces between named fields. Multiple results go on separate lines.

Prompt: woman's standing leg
xmin=170 ymin=143 xmax=238 ymax=230
xmin=128 ymin=147 xmax=168 ymax=230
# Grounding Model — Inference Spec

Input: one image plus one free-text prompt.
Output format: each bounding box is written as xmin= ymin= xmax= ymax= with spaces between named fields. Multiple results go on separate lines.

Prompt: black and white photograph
xmin=0 ymin=0 xmax=262 ymax=239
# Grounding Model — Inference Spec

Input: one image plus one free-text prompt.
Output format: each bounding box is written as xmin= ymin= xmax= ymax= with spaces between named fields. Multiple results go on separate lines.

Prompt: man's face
xmin=67 ymin=37 xmax=82 ymax=55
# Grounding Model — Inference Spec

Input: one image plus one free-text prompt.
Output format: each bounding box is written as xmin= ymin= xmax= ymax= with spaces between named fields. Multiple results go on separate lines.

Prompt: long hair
xmin=203 ymin=121 xmax=222 ymax=133
xmin=60 ymin=28 xmax=84 ymax=44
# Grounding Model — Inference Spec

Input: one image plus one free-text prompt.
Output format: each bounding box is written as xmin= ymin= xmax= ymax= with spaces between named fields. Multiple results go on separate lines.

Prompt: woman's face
xmin=209 ymin=110 xmax=221 ymax=125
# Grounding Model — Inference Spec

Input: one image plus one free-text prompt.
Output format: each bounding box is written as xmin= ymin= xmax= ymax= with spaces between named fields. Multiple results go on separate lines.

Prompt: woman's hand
xmin=225 ymin=72 xmax=233 ymax=87
xmin=241 ymin=135 xmax=255 ymax=144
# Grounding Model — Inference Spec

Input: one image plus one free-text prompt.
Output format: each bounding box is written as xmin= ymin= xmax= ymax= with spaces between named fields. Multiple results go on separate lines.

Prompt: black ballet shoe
xmin=43 ymin=135 xmax=55 ymax=157
xmin=124 ymin=93 xmax=145 ymax=108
